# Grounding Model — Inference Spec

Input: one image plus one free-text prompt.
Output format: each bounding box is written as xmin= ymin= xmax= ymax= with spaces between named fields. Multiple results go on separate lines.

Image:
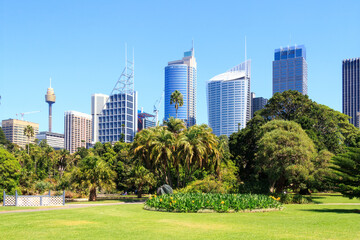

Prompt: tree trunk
xmin=89 ymin=187 xmax=97 ymax=201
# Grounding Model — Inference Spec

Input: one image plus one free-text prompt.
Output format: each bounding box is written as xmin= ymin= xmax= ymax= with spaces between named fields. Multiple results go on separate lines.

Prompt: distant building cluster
xmin=1 ymin=42 xmax=359 ymax=150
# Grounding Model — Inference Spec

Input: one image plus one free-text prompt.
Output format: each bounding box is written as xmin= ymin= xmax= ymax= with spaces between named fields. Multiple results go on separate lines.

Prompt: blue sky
xmin=1 ymin=0 xmax=360 ymax=134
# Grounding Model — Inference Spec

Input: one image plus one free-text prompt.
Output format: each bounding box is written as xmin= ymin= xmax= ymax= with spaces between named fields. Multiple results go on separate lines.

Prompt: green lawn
xmin=309 ymin=193 xmax=360 ymax=204
xmin=0 ymin=202 xmax=359 ymax=239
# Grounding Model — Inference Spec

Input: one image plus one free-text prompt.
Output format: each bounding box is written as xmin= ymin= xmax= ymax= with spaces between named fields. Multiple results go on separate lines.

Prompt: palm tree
xmin=149 ymin=127 xmax=176 ymax=186
xmin=170 ymin=90 xmax=184 ymax=118
xmin=72 ymin=155 xmax=116 ymax=201
xmin=164 ymin=117 xmax=186 ymax=134
xmin=24 ymin=125 xmax=34 ymax=154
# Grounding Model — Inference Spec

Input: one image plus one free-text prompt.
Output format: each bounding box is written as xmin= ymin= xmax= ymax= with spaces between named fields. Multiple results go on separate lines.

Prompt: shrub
xmin=179 ymin=176 xmax=226 ymax=194
xmin=278 ymin=193 xmax=310 ymax=204
xmin=145 ymin=193 xmax=282 ymax=213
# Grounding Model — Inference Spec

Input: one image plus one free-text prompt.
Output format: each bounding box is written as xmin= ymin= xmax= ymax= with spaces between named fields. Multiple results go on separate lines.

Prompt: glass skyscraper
xmin=164 ymin=46 xmax=197 ymax=127
xmin=273 ymin=45 xmax=307 ymax=95
xmin=251 ymin=92 xmax=268 ymax=117
xmin=207 ymin=60 xmax=251 ymax=137
xmin=343 ymin=58 xmax=360 ymax=127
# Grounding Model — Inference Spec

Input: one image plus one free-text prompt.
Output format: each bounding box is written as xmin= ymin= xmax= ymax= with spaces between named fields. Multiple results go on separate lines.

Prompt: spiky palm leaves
xmin=132 ymin=124 xmax=222 ymax=188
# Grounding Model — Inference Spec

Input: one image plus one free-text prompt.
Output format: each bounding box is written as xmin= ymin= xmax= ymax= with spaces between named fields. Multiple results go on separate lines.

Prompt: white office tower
xmin=207 ymin=60 xmax=251 ymax=137
xmin=64 ymin=111 xmax=92 ymax=154
xmin=91 ymin=94 xmax=109 ymax=143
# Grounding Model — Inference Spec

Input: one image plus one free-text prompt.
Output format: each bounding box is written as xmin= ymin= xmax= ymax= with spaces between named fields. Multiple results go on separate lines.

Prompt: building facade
xmin=138 ymin=110 xmax=155 ymax=131
xmin=273 ymin=45 xmax=308 ymax=95
xmin=1 ymin=119 xmax=39 ymax=148
xmin=165 ymin=46 xmax=197 ymax=126
xmin=64 ymin=111 xmax=92 ymax=154
xmin=36 ymin=131 xmax=64 ymax=150
xmin=91 ymin=93 xmax=109 ymax=143
xmin=98 ymin=92 xmax=138 ymax=143
xmin=207 ymin=60 xmax=251 ymax=137
xmin=251 ymin=92 xmax=268 ymax=117
xmin=343 ymin=58 xmax=360 ymax=127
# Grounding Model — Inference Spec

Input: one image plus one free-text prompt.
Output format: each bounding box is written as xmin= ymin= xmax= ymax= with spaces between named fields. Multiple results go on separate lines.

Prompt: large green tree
xmin=331 ymin=147 xmax=360 ymax=199
xmin=0 ymin=149 xmax=21 ymax=199
xmin=170 ymin=90 xmax=184 ymax=118
xmin=255 ymin=120 xmax=316 ymax=193
xmin=71 ymin=155 xmax=116 ymax=201
xmin=230 ymin=90 xmax=360 ymax=192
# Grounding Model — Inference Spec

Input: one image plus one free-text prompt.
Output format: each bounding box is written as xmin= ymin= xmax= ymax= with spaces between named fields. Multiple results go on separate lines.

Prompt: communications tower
xmin=45 ymin=78 xmax=56 ymax=132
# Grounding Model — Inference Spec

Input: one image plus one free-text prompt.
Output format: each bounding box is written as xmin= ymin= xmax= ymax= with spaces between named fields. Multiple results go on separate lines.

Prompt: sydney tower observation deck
xmin=45 ymin=78 xmax=56 ymax=132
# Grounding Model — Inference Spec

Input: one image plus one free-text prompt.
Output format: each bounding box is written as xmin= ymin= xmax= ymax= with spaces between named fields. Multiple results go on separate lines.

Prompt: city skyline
xmin=1 ymin=1 xmax=360 ymax=134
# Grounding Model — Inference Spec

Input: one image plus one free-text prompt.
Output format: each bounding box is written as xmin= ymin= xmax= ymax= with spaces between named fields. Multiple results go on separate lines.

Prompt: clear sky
xmin=1 ymin=0 xmax=360 ymax=134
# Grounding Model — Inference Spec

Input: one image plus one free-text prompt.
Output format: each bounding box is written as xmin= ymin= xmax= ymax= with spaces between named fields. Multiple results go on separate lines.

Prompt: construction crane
xmin=16 ymin=111 xmax=40 ymax=120
xmin=153 ymin=91 xmax=164 ymax=126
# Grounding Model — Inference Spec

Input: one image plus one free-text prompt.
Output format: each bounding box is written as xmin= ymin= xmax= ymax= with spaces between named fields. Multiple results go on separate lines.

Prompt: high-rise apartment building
xmin=64 ymin=111 xmax=92 ymax=154
xmin=36 ymin=131 xmax=64 ymax=150
xmin=343 ymin=58 xmax=360 ymax=127
xmin=273 ymin=45 xmax=308 ymax=95
xmin=251 ymin=92 xmax=268 ymax=117
xmin=98 ymin=92 xmax=138 ymax=143
xmin=207 ymin=60 xmax=251 ymax=137
xmin=1 ymin=119 xmax=39 ymax=148
xmin=91 ymin=93 xmax=109 ymax=143
xmin=165 ymin=46 xmax=197 ymax=127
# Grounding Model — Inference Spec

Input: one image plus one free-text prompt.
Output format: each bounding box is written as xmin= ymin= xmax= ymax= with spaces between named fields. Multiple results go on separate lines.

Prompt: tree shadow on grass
xmin=301 ymin=209 xmax=360 ymax=214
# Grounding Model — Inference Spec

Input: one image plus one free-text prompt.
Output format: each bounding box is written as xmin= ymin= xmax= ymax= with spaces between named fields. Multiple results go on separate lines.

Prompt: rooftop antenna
xmin=192 ymin=39 xmax=194 ymax=56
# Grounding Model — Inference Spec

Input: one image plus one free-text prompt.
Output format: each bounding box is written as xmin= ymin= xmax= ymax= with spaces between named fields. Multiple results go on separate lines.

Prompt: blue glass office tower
xmin=273 ymin=45 xmax=308 ymax=95
xmin=251 ymin=92 xmax=268 ymax=117
xmin=343 ymin=58 xmax=360 ymax=127
xmin=164 ymin=46 xmax=197 ymax=126
xmin=207 ymin=61 xmax=251 ymax=137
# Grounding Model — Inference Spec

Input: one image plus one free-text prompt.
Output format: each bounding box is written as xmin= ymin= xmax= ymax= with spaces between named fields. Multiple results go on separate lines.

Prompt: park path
xmin=0 ymin=201 xmax=145 ymax=214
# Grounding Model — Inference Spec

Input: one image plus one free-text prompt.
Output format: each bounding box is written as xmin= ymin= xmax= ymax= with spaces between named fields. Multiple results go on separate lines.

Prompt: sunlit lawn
xmin=1 ymin=195 xmax=359 ymax=240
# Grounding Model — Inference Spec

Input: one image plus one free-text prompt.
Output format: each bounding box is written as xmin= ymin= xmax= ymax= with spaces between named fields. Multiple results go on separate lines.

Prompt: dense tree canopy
xmin=331 ymin=147 xmax=360 ymax=199
xmin=256 ymin=120 xmax=316 ymax=193
xmin=0 ymin=149 xmax=21 ymax=199
xmin=230 ymin=90 xmax=360 ymax=193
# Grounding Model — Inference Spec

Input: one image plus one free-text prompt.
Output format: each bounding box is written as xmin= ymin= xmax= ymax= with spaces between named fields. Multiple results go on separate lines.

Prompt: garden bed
xmin=144 ymin=193 xmax=282 ymax=213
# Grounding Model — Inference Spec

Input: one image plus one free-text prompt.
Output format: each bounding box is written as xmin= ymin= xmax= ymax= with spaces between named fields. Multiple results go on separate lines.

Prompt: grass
xmin=309 ymin=193 xmax=360 ymax=204
xmin=0 ymin=198 xmax=360 ymax=239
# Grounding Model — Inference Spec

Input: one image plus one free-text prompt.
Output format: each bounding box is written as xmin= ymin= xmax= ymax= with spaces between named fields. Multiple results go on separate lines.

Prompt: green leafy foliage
xmin=179 ymin=176 xmax=226 ymax=194
xmin=145 ymin=193 xmax=282 ymax=212
xmin=330 ymin=147 xmax=360 ymax=199
xmin=256 ymin=120 xmax=316 ymax=193
xmin=0 ymin=149 xmax=21 ymax=199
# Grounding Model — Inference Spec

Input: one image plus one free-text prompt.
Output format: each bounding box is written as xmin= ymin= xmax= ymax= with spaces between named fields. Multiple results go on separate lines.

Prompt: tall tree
xmin=256 ymin=120 xmax=316 ymax=193
xmin=164 ymin=117 xmax=186 ymax=134
xmin=23 ymin=125 xmax=34 ymax=154
xmin=0 ymin=127 xmax=9 ymax=146
xmin=0 ymin=149 xmax=21 ymax=199
xmin=331 ymin=147 xmax=360 ymax=199
xmin=71 ymin=155 xmax=116 ymax=201
xmin=170 ymin=90 xmax=184 ymax=118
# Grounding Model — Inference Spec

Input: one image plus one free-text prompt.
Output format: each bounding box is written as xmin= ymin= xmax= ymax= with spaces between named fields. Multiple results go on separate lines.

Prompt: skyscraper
xmin=1 ymin=119 xmax=39 ymax=148
xmin=273 ymin=45 xmax=308 ymax=95
xmin=251 ymin=92 xmax=268 ymax=117
xmin=343 ymin=58 xmax=360 ymax=127
xmin=207 ymin=60 xmax=251 ymax=137
xmin=91 ymin=93 xmax=109 ymax=143
xmin=98 ymin=92 xmax=138 ymax=143
xmin=64 ymin=111 xmax=92 ymax=154
xmin=165 ymin=45 xmax=197 ymax=127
